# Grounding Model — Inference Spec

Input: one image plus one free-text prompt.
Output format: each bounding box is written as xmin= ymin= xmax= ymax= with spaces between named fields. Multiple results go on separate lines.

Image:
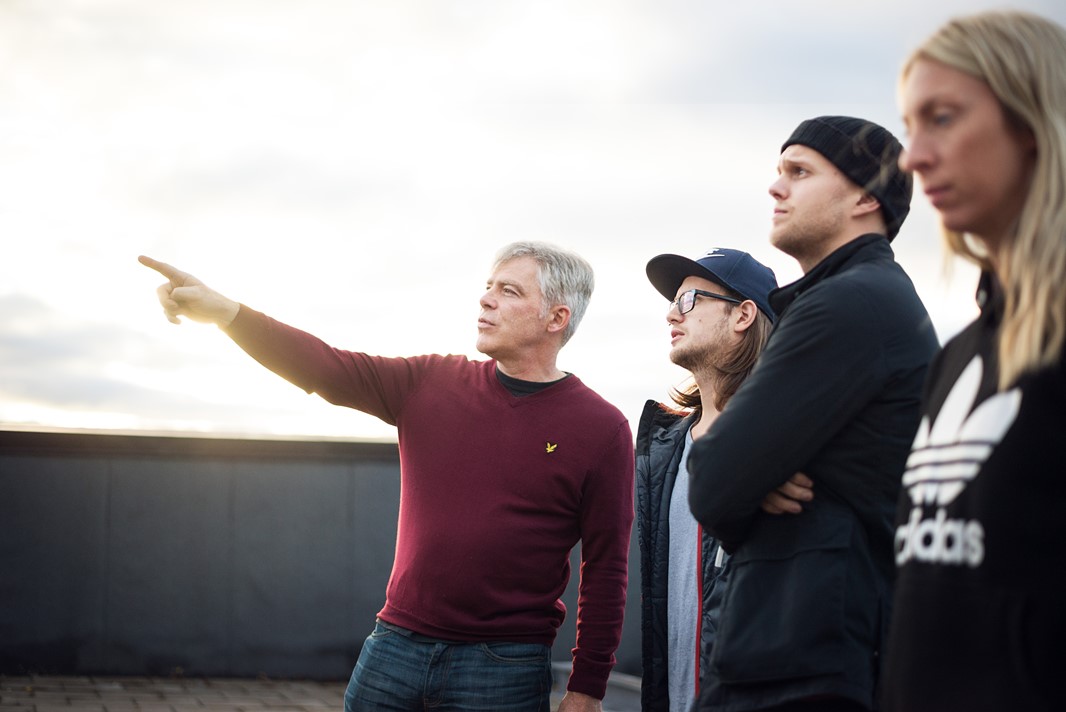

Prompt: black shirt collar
xmin=495 ymin=366 xmax=571 ymax=397
xmin=769 ymin=233 xmax=891 ymax=315
xmin=976 ymin=270 xmax=1003 ymax=322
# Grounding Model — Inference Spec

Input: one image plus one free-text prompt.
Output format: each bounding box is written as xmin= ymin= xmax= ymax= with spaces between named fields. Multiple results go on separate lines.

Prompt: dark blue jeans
xmin=344 ymin=621 xmax=553 ymax=712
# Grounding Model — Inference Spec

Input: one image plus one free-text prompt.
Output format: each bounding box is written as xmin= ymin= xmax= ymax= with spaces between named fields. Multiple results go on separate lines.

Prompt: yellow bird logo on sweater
xmin=545 ymin=442 xmax=558 ymax=453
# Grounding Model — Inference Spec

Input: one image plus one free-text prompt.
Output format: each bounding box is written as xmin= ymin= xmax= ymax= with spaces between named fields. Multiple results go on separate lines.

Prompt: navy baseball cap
xmin=646 ymin=248 xmax=778 ymax=322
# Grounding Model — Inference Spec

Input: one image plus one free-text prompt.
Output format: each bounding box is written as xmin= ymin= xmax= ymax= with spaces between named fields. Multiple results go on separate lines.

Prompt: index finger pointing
xmin=138 ymin=255 xmax=184 ymax=281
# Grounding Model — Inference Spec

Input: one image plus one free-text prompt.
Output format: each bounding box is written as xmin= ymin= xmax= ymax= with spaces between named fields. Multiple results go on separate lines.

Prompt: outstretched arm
xmin=141 ymin=253 xmax=423 ymax=422
xmin=139 ymin=255 xmax=240 ymax=327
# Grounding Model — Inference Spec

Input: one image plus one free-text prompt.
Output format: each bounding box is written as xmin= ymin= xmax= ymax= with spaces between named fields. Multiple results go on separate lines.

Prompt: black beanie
xmin=782 ymin=116 xmax=913 ymax=240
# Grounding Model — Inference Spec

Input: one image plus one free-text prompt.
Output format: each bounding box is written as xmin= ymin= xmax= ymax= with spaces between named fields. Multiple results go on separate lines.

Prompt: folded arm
xmin=688 ymin=288 xmax=884 ymax=548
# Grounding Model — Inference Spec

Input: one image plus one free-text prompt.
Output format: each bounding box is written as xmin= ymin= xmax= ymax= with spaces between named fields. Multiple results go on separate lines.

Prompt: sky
xmin=2 ymin=0 xmax=1064 ymax=442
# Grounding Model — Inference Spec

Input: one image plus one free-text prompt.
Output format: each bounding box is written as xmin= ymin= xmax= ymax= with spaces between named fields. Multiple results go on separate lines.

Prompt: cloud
xmin=0 ymin=294 xmax=200 ymax=411
xmin=0 ymin=0 xmax=1061 ymax=439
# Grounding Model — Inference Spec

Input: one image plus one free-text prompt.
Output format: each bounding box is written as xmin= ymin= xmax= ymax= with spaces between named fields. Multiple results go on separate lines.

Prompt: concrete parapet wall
xmin=0 ymin=430 xmax=640 ymax=680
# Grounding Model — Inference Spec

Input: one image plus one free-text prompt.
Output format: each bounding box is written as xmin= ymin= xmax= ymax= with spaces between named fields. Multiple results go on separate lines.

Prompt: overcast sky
xmin=2 ymin=0 xmax=1064 ymax=441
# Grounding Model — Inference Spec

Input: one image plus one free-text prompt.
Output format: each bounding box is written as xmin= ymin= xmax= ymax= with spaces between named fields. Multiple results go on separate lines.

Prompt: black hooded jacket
xmin=688 ymin=234 xmax=938 ymax=710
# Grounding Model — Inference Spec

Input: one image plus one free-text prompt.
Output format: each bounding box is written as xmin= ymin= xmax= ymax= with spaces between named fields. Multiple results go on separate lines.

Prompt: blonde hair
xmin=902 ymin=11 xmax=1066 ymax=388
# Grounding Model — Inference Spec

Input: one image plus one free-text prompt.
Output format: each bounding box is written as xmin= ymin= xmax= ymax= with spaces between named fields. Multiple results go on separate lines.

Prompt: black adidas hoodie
xmin=883 ymin=272 xmax=1066 ymax=711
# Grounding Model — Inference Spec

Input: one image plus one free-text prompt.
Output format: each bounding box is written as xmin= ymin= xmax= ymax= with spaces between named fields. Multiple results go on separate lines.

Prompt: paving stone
xmin=1 ymin=674 xmax=637 ymax=712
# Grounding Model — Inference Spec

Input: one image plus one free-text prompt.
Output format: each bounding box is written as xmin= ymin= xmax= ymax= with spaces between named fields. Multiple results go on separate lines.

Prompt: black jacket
xmin=688 ymin=234 xmax=939 ymax=710
xmin=636 ymin=400 xmax=728 ymax=712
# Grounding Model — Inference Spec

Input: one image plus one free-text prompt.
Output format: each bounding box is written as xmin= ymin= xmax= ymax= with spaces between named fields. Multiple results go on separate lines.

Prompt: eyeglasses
xmin=670 ymin=288 xmax=742 ymax=315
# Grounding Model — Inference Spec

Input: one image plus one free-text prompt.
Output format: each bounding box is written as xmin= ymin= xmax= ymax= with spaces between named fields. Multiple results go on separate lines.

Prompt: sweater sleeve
xmin=687 ymin=283 xmax=887 ymax=549
xmin=223 ymin=305 xmax=429 ymax=425
xmin=567 ymin=418 xmax=636 ymax=699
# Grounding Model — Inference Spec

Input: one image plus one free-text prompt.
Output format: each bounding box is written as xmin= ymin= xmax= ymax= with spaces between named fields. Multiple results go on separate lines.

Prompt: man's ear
xmin=546 ymin=305 xmax=572 ymax=335
xmin=732 ymin=300 xmax=759 ymax=333
xmin=854 ymin=191 xmax=882 ymax=219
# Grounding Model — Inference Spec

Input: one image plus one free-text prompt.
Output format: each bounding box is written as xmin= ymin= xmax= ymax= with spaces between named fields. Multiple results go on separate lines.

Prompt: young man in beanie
xmin=687 ymin=116 xmax=939 ymax=711
xmin=637 ymin=248 xmax=793 ymax=712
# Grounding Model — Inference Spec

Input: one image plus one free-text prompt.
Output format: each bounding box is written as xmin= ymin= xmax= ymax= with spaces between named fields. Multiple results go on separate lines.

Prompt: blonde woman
xmin=886 ymin=11 xmax=1066 ymax=711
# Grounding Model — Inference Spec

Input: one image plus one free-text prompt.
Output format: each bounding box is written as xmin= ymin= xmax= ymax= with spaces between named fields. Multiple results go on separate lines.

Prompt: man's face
xmin=667 ymin=275 xmax=737 ymax=373
xmin=476 ymin=256 xmax=551 ymax=360
xmin=768 ymin=144 xmax=861 ymax=267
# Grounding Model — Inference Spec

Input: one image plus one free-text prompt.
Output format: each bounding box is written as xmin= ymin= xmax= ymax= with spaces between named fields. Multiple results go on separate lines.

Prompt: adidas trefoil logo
xmin=895 ymin=356 xmax=1021 ymax=568
xmin=902 ymin=356 xmax=1021 ymax=507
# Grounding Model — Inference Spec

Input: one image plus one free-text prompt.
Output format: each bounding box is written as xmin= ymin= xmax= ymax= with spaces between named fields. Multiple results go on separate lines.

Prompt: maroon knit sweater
xmin=225 ymin=306 xmax=634 ymax=699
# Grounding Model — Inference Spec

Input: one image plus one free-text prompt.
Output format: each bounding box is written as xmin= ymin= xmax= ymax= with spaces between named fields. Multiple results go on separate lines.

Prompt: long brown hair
xmin=670 ymin=301 xmax=774 ymax=413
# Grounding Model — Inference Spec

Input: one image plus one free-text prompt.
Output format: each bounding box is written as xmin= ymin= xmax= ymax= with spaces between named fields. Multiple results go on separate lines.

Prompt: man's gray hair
xmin=493 ymin=241 xmax=594 ymax=345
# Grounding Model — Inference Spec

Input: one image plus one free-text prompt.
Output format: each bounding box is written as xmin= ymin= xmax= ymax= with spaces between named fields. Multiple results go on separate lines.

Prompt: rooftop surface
xmin=0 ymin=673 xmax=641 ymax=712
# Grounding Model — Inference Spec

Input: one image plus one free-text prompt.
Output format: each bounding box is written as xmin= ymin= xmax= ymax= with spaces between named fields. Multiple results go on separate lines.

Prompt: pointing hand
xmin=139 ymin=255 xmax=240 ymax=327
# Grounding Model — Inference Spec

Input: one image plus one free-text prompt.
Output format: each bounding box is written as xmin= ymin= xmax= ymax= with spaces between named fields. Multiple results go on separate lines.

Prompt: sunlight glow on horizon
xmin=1 ymin=0 xmax=1057 ymax=441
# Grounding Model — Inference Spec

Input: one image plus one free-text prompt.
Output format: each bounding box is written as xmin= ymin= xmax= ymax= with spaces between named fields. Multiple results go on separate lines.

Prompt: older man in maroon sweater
xmin=141 ymin=242 xmax=634 ymax=712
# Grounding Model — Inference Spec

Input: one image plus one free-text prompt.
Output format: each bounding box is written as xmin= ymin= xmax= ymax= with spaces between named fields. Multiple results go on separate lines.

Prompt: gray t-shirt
xmin=667 ymin=432 xmax=700 ymax=712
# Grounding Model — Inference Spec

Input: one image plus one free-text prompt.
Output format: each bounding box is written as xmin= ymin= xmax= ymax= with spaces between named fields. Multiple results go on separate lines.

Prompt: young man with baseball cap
xmin=639 ymin=248 xmax=812 ymax=712
xmin=686 ymin=117 xmax=939 ymax=711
